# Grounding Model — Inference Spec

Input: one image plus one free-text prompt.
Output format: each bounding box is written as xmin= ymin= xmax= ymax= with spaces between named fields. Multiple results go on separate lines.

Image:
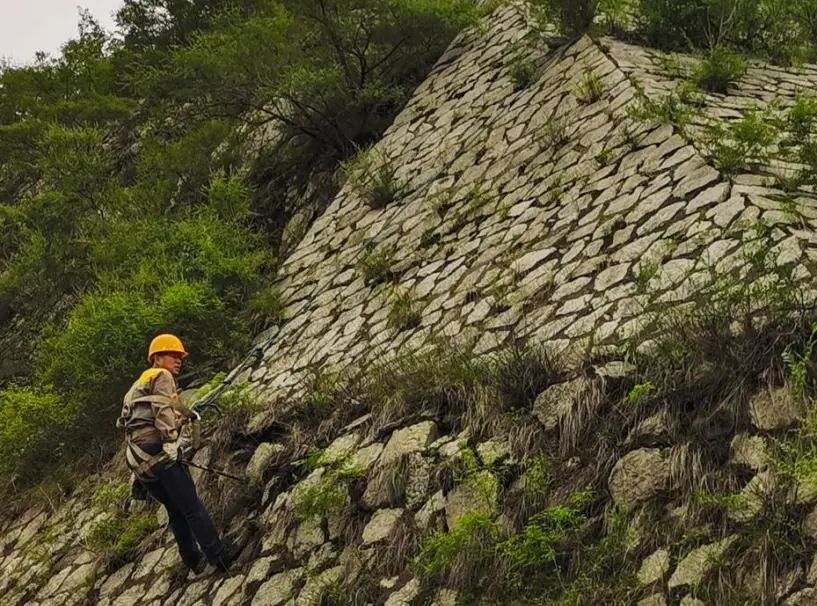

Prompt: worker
xmin=119 ymin=334 xmax=239 ymax=573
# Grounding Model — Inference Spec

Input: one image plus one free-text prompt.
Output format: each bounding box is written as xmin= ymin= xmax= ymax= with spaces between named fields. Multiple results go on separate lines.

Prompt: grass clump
xmin=693 ymin=47 xmax=747 ymax=94
xmin=575 ymin=69 xmax=606 ymax=104
xmin=417 ymin=511 xmax=501 ymax=586
xmin=362 ymin=342 xmax=561 ymax=436
xmin=387 ymin=289 xmax=422 ymax=331
xmin=509 ymin=57 xmax=538 ymax=91
xmin=359 ymin=245 xmax=395 ymax=286
xmin=498 ymin=488 xmax=594 ymax=593
xmin=539 ymin=118 xmax=569 ymax=149
xmin=85 ymin=482 xmax=155 ymax=565
xmin=345 ymin=149 xmax=405 ymax=210
xmin=416 ymin=488 xmax=598 ymax=600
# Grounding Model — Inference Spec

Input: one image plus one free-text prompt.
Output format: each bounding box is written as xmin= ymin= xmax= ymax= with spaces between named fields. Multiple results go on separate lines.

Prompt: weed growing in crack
xmin=539 ymin=118 xmax=569 ymax=150
xmin=359 ymin=245 xmax=395 ymax=286
xmin=575 ymin=69 xmax=606 ymax=104
xmin=702 ymin=105 xmax=780 ymax=174
xmin=509 ymin=57 xmax=538 ymax=91
xmin=387 ymin=289 xmax=422 ymax=331
xmin=344 ymin=148 xmax=405 ymax=209
xmin=693 ymin=47 xmax=747 ymax=94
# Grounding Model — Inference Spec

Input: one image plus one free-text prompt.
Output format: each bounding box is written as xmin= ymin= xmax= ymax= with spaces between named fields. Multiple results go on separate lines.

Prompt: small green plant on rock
xmin=634 ymin=260 xmax=660 ymax=291
xmin=575 ymin=69 xmax=606 ymax=104
xmin=466 ymin=184 xmax=493 ymax=216
xmin=345 ymin=148 xmax=405 ymax=210
xmin=498 ymin=488 xmax=593 ymax=592
xmin=388 ymin=289 xmax=422 ymax=331
xmin=293 ymin=477 xmax=349 ymax=522
xmin=293 ymin=456 xmax=365 ymax=521
xmin=85 ymin=482 xmax=155 ymax=565
xmin=703 ymin=106 xmax=780 ymax=174
xmin=627 ymin=381 xmax=654 ymax=403
xmin=245 ymin=285 xmax=284 ymax=332
xmin=359 ymin=245 xmax=395 ymax=286
xmin=693 ymin=47 xmax=747 ymax=94
xmin=509 ymin=57 xmax=537 ymax=91
xmin=595 ymin=146 xmax=614 ymax=166
xmin=416 ymin=510 xmax=500 ymax=583
xmin=657 ymin=53 xmax=686 ymax=78
xmin=539 ymin=118 xmax=569 ymax=149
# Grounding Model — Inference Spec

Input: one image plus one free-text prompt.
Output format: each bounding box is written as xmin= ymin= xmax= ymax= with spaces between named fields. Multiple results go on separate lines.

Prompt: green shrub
xmin=0 ymin=386 xmax=69 ymax=482
xmin=693 ymin=47 xmax=747 ymax=94
xmin=788 ymin=95 xmax=817 ymax=140
xmin=416 ymin=511 xmax=500 ymax=581
xmin=628 ymin=86 xmax=698 ymax=130
xmin=498 ymin=488 xmax=593 ymax=592
xmin=703 ymin=106 xmax=779 ymax=174
xmin=530 ymin=0 xmax=600 ymax=37
xmin=245 ymin=286 xmax=285 ymax=333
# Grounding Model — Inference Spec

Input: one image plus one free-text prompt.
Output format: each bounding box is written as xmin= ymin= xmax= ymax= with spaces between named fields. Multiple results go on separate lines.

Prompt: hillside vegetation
xmin=0 ymin=0 xmax=477 ymax=493
xmin=2 ymin=0 xmax=817 ymax=498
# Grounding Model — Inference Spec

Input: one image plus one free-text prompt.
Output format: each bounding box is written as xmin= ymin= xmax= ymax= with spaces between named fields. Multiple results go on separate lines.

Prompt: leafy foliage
xmin=0 ymin=387 xmax=68 ymax=481
xmin=692 ymin=46 xmax=747 ymax=94
xmin=0 ymin=0 xmax=476 ymax=493
xmin=702 ymin=105 xmax=779 ymax=173
xmin=535 ymin=0 xmax=817 ymax=65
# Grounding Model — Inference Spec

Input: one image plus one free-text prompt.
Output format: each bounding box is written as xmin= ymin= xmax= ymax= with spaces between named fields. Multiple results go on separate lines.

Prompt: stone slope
xmin=240 ymin=8 xmax=817 ymax=418
xmin=5 ymin=3 xmax=817 ymax=606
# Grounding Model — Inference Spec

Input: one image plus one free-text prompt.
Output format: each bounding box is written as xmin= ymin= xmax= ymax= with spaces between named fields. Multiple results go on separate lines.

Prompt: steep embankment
xmin=5 ymin=3 xmax=817 ymax=605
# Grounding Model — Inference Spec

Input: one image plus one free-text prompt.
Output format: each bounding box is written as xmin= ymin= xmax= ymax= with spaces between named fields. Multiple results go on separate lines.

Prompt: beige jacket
xmin=121 ymin=368 xmax=186 ymax=445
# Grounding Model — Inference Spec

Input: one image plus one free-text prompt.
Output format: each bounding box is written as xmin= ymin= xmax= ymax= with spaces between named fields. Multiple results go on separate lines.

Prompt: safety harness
xmin=119 ymin=393 xmax=201 ymax=482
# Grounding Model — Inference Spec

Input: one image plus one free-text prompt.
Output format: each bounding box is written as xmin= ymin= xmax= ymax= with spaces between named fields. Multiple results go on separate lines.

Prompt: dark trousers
xmin=140 ymin=444 xmax=224 ymax=567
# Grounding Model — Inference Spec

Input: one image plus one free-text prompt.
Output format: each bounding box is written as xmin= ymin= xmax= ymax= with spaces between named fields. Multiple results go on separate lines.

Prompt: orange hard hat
xmin=148 ymin=334 xmax=189 ymax=362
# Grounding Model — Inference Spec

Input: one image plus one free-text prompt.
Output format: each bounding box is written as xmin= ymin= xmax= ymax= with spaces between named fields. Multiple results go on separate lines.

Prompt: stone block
xmin=608 ymin=448 xmax=670 ymax=511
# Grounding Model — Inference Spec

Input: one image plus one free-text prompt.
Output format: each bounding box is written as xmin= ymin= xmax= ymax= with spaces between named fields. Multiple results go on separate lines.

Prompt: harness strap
xmin=125 ymin=436 xmax=171 ymax=482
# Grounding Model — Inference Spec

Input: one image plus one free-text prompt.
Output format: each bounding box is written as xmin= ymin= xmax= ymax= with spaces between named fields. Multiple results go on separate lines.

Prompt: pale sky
xmin=0 ymin=0 xmax=124 ymax=65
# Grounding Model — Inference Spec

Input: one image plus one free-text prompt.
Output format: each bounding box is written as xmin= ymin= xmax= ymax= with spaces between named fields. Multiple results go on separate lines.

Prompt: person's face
xmin=154 ymin=351 xmax=185 ymax=376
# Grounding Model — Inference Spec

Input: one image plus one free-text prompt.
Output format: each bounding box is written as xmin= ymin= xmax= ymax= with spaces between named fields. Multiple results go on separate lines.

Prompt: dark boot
xmin=212 ymin=539 xmax=241 ymax=572
xmin=182 ymin=550 xmax=207 ymax=575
